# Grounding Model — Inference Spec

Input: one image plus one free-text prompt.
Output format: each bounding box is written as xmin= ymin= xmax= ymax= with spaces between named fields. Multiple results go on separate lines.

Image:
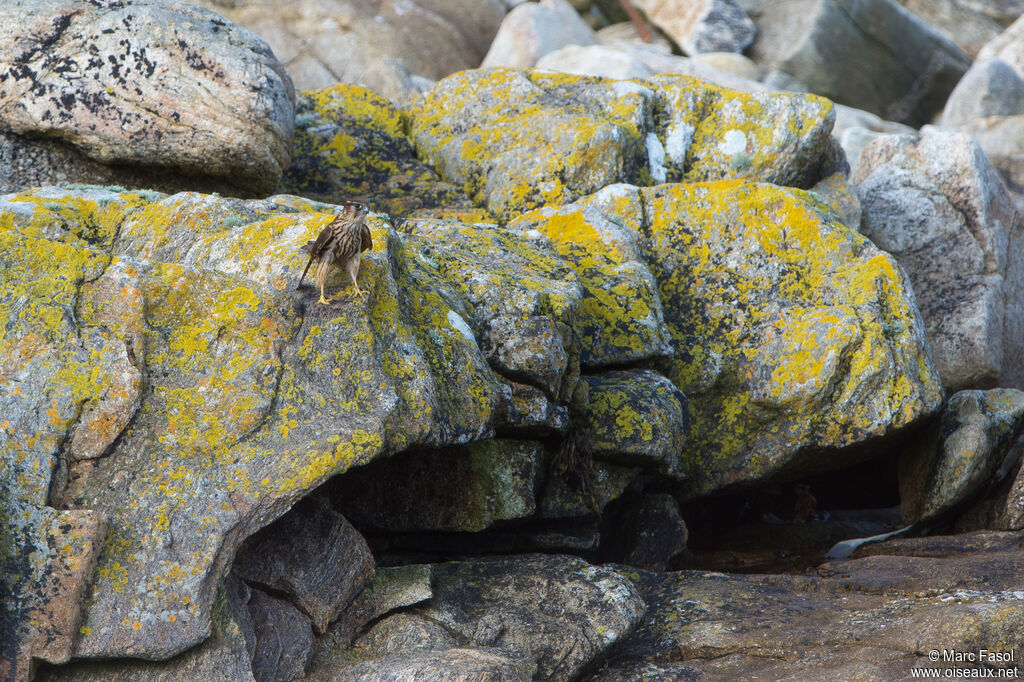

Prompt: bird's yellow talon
xmin=317 ymin=295 xmax=330 ymax=305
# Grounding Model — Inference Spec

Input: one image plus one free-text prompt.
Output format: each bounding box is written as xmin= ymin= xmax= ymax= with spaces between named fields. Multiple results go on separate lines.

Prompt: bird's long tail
xmin=297 ymin=254 xmax=316 ymax=289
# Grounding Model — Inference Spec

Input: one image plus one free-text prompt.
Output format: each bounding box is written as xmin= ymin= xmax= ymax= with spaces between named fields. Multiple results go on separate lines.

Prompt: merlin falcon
xmin=297 ymin=200 xmax=372 ymax=304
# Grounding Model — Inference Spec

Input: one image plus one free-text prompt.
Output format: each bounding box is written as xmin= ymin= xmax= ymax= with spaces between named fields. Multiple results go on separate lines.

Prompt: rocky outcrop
xmin=0 ymin=0 xmax=294 ymax=196
xmin=308 ymin=555 xmax=645 ymax=681
xmin=632 ymin=0 xmax=756 ymax=55
xmin=409 ymin=68 xmax=838 ymax=220
xmin=900 ymin=389 xmax=1024 ymax=524
xmin=601 ymin=532 xmax=1024 ymax=679
xmin=537 ymin=181 xmax=941 ymax=496
xmin=6 ymin=36 xmax=1013 ymax=678
xmin=192 ymin=0 xmax=506 ymax=104
xmin=0 ymin=184 xmax=586 ymax=672
xmin=854 ymin=127 xmax=1024 ymax=392
xmin=745 ymin=0 xmax=971 ymax=126
xmin=482 ymin=0 xmax=597 ymax=69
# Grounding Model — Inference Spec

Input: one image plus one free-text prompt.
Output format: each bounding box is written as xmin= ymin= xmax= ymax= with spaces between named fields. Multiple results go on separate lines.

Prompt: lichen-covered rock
xmin=746 ymin=0 xmax=970 ymax=126
xmin=409 ymin=69 xmax=836 ymax=220
xmin=578 ymin=370 xmax=690 ymax=478
xmin=0 ymin=186 xmax=584 ymax=665
xmin=900 ymin=389 xmax=1024 ymax=524
xmin=280 ymin=85 xmax=473 ymax=218
xmin=854 ymin=127 xmax=1024 ymax=392
xmin=508 ymin=190 xmax=673 ymax=367
xmin=0 ymin=0 xmax=294 ymax=195
xmin=0 ymin=187 xmax=148 ymax=680
xmin=400 ymin=217 xmax=582 ymax=400
xmin=36 ymin=580 xmax=256 ymax=682
xmin=542 ymin=180 xmax=942 ymax=496
xmin=540 ymin=462 xmax=643 ymax=520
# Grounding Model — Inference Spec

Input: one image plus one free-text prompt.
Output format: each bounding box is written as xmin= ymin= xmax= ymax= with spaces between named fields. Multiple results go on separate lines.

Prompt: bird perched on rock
xmin=297 ymin=200 xmax=372 ymax=304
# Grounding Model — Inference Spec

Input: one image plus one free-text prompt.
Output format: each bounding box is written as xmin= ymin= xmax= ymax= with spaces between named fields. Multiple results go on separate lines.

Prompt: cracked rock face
xmin=1 ymin=71 xmax=955 ymax=679
xmin=0 ymin=185 xmax=585 ymax=668
xmin=0 ymin=0 xmax=295 ymax=195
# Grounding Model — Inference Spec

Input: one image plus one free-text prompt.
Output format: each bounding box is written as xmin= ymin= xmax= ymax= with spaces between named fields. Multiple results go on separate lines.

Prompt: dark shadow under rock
xmin=599 ymin=493 xmax=688 ymax=570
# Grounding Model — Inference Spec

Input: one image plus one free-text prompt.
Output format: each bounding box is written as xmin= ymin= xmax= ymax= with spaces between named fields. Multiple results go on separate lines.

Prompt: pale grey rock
xmin=900 ymin=389 xmax=1024 ymax=524
xmin=192 ymin=0 xmax=505 ymax=104
xmin=978 ymin=13 xmax=1024 ymax=76
xmin=942 ymin=59 xmax=1024 ymax=126
xmin=692 ymin=51 xmax=760 ymax=80
xmin=596 ymin=20 xmax=676 ymax=54
xmin=536 ymin=44 xmax=654 ymax=79
xmin=481 ymin=0 xmax=597 ymax=68
xmin=0 ymin=0 xmax=295 ymax=195
xmin=939 ymin=58 xmax=1024 ymax=216
xmin=895 ymin=0 xmax=1009 ymax=57
xmin=854 ymin=127 xmax=1024 ymax=392
xmin=833 ymin=104 xmax=916 ymax=170
xmin=747 ymin=0 xmax=971 ymax=126
xmin=633 ymin=0 xmax=756 ymax=55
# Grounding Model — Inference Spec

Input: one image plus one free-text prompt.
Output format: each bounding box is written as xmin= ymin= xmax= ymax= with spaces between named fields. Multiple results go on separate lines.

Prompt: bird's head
xmin=342 ymin=199 xmax=370 ymax=221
